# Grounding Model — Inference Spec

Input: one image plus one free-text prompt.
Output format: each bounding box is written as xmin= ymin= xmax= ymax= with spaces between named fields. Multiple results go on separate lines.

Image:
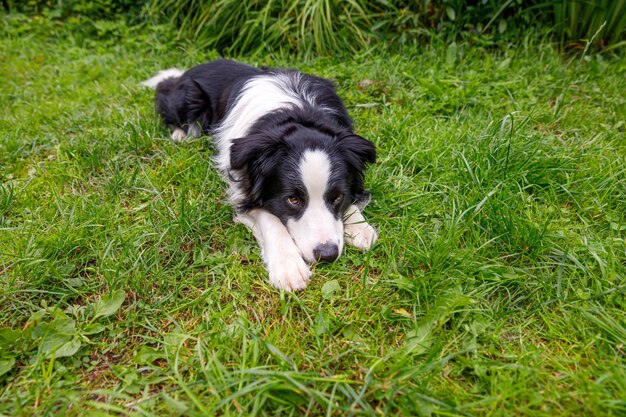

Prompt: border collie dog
xmin=142 ymin=59 xmax=377 ymax=291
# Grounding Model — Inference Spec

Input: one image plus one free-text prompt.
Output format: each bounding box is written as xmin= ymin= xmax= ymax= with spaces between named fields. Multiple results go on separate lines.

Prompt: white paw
xmin=345 ymin=222 xmax=378 ymax=250
xmin=267 ymin=254 xmax=312 ymax=292
xmin=171 ymin=128 xmax=186 ymax=142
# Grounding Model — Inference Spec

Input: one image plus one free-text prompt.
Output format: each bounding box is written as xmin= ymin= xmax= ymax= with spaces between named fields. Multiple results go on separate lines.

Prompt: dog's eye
xmin=333 ymin=194 xmax=344 ymax=204
xmin=287 ymin=196 xmax=303 ymax=207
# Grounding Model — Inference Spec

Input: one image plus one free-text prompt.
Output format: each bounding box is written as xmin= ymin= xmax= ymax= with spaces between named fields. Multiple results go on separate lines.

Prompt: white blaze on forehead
xmin=214 ymin=74 xmax=308 ymax=200
xmin=287 ymin=149 xmax=344 ymax=263
xmin=300 ymin=150 xmax=331 ymax=200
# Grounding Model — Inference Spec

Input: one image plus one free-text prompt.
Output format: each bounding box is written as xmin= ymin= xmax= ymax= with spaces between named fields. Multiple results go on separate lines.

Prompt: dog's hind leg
xmin=171 ymin=128 xmax=187 ymax=142
xmin=344 ymin=205 xmax=378 ymax=250
xmin=170 ymin=124 xmax=201 ymax=142
xmin=236 ymin=209 xmax=312 ymax=291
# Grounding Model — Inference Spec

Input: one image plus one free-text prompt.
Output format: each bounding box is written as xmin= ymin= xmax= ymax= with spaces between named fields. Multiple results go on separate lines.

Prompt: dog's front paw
xmin=267 ymin=254 xmax=312 ymax=292
xmin=345 ymin=222 xmax=378 ymax=250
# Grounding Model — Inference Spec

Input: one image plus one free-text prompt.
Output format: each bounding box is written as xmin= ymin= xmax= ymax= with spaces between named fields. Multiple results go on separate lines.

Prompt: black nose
xmin=313 ymin=243 xmax=339 ymax=263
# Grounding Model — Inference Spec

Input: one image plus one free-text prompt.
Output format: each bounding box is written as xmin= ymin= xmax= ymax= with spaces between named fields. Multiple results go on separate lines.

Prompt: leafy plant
xmin=0 ymin=290 xmax=126 ymax=378
xmin=3 ymin=0 xmax=146 ymax=20
xmin=6 ymin=0 xmax=626 ymax=52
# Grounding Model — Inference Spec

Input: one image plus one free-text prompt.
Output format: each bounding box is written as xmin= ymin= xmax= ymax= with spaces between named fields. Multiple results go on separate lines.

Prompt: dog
xmin=142 ymin=59 xmax=378 ymax=291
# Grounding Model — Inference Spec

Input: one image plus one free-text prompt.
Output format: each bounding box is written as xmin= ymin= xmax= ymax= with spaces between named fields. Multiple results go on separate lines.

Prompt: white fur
xmin=141 ymin=68 xmax=184 ymax=88
xmin=214 ymin=74 xmax=311 ymax=173
xmin=286 ymin=150 xmax=344 ymax=262
xmin=237 ymin=209 xmax=311 ymax=291
xmin=145 ymin=68 xmax=377 ymax=291
xmin=215 ymin=74 xmax=316 ymax=206
xmin=344 ymin=205 xmax=378 ymax=250
xmin=236 ymin=153 xmax=377 ymax=292
xmin=171 ymin=124 xmax=201 ymax=142
xmin=171 ymin=128 xmax=187 ymax=142
xmin=220 ymin=78 xmax=376 ymax=289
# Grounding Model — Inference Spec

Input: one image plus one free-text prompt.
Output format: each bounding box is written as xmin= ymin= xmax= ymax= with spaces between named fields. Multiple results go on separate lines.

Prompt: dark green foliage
xmin=5 ymin=1 xmax=625 ymax=54
xmin=142 ymin=0 xmax=533 ymax=55
xmin=144 ymin=0 xmax=626 ymax=53
xmin=552 ymin=0 xmax=626 ymax=48
xmin=143 ymin=0 xmax=395 ymax=55
xmin=3 ymin=0 xmax=146 ymax=20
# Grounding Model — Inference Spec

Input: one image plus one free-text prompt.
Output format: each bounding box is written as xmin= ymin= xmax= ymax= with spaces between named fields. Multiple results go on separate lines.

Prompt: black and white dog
xmin=142 ymin=59 xmax=377 ymax=291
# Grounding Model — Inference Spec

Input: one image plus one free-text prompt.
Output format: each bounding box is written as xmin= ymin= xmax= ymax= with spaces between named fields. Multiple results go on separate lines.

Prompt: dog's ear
xmin=337 ymin=133 xmax=376 ymax=172
xmin=337 ymin=134 xmax=376 ymax=202
xmin=230 ymin=135 xmax=282 ymax=170
xmin=230 ymin=135 xmax=285 ymax=208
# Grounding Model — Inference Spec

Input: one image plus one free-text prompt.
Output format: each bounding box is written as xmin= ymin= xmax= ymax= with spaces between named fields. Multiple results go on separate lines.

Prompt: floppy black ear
xmin=338 ymin=133 xmax=376 ymax=171
xmin=337 ymin=134 xmax=376 ymax=203
xmin=230 ymin=135 xmax=285 ymax=209
xmin=230 ymin=135 xmax=280 ymax=170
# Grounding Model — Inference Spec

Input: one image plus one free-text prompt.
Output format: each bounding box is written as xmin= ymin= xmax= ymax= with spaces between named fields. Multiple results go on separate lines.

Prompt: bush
xmin=3 ymin=0 xmax=146 ymax=21
xmin=4 ymin=0 xmax=625 ymax=53
xmin=143 ymin=0 xmax=626 ymax=54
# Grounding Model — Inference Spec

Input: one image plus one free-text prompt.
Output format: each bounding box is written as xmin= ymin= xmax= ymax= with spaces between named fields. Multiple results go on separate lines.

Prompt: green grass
xmin=1 ymin=15 xmax=626 ymax=416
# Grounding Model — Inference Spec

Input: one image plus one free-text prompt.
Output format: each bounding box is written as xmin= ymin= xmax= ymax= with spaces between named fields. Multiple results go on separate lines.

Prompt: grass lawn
xmin=1 ymin=15 xmax=626 ymax=416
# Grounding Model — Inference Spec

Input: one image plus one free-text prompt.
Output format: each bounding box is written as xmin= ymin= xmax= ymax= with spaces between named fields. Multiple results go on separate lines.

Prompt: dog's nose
xmin=313 ymin=243 xmax=339 ymax=263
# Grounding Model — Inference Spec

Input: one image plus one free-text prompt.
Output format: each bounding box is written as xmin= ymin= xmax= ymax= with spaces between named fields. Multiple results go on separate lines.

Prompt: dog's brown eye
xmin=287 ymin=196 xmax=302 ymax=207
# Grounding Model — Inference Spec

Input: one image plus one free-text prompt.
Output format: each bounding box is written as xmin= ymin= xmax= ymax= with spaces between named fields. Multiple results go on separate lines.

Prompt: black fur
xmin=155 ymin=59 xmax=262 ymax=134
xmin=229 ymin=106 xmax=375 ymax=219
xmin=151 ymin=59 xmax=376 ymax=222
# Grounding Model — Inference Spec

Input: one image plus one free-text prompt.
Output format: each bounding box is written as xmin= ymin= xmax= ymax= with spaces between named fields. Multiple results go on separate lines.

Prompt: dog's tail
xmin=140 ymin=68 xmax=185 ymax=89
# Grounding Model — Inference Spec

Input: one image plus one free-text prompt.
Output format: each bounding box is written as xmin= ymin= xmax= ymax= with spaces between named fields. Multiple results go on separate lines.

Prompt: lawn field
xmin=1 ymin=16 xmax=626 ymax=416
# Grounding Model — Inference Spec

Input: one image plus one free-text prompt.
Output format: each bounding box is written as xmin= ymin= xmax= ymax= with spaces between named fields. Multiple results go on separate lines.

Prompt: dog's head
xmin=230 ymin=125 xmax=375 ymax=263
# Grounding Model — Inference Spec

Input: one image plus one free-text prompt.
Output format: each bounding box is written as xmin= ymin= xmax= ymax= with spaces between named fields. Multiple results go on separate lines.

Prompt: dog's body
xmin=143 ymin=59 xmax=377 ymax=291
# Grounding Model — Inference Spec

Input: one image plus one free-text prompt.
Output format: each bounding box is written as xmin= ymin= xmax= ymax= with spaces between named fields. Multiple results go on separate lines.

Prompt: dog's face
xmin=230 ymin=127 xmax=375 ymax=263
